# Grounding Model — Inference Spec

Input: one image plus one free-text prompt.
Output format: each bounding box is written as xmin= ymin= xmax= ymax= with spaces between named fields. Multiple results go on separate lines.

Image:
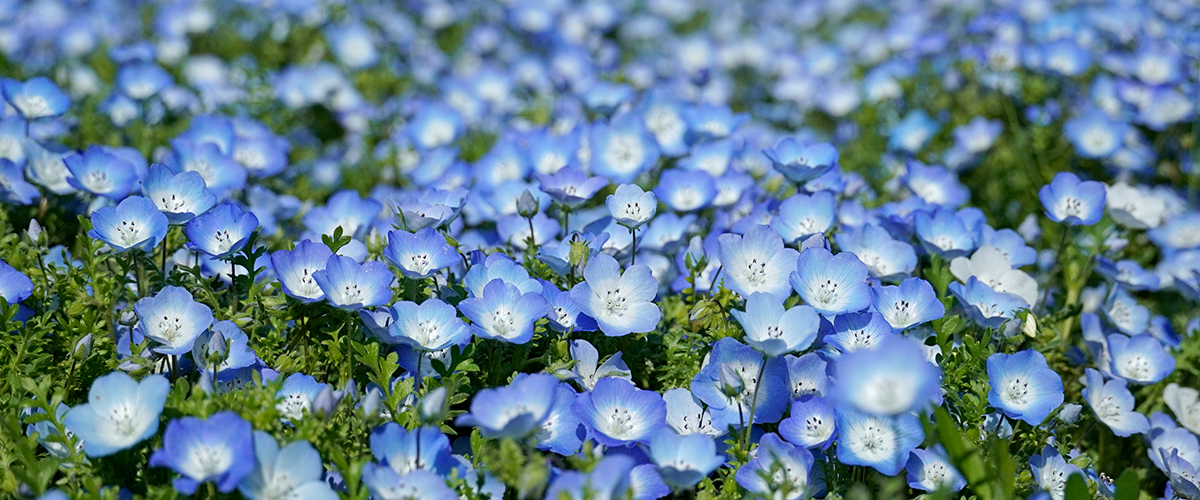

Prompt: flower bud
xmin=718 ymin=365 xmax=744 ymax=400
xmin=312 ymin=386 xmax=338 ymax=419
xmin=360 ymin=387 xmax=383 ymax=421
xmin=26 ymin=219 xmax=43 ymax=245
xmin=517 ymin=189 xmax=539 ymax=218
xmin=73 ymin=333 xmax=93 ymax=359
xmin=419 ymin=386 xmax=448 ymax=424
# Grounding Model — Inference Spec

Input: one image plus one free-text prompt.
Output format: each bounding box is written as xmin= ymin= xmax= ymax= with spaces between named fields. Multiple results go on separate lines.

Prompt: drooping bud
xmin=517 ymin=189 xmax=539 ymax=218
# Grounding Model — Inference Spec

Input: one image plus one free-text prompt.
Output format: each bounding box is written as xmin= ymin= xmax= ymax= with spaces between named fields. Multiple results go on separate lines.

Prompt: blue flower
xmin=563 ymin=338 xmax=630 ymax=390
xmin=459 ymin=279 xmax=547 ymax=344
xmin=361 ymin=467 xmax=456 ymax=500
xmin=303 ymin=190 xmax=383 ymax=239
xmin=116 ymin=62 xmax=173 ymax=100
xmin=1103 ymin=286 xmax=1151 ymax=335
xmin=458 ymin=370 xmax=555 ymax=439
xmin=312 ymin=255 xmax=393 ymax=310
xmin=735 ymin=433 xmax=815 ymax=498
xmin=1107 ymin=333 xmax=1174 ymax=384
xmin=888 ymin=109 xmax=939 ymax=153
xmin=718 ymin=225 xmax=799 ymax=302
xmin=834 ymin=224 xmax=917 ymax=281
xmin=907 ymin=445 xmax=966 ymax=492
xmin=270 ymin=240 xmax=334 ymax=303
xmin=534 ymin=382 xmax=584 ymax=455
xmin=545 ymin=455 xmax=638 ymax=500
xmin=536 ymin=166 xmax=608 ymax=208
xmin=870 ymin=277 xmax=945 ymax=330
xmin=1 ymin=77 xmax=70 ymax=121
xmin=1064 ymin=108 xmax=1128 ymax=159
xmin=833 ymin=335 xmax=940 ymax=415
xmin=191 ymin=320 xmax=257 ymax=373
xmin=168 ymin=138 xmax=247 ymax=198
xmin=368 ymin=423 xmax=456 ymax=476
xmin=682 ymin=104 xmax=747 ymax=142
xmin=462 ymin=253 xmax=541 ymax=297
xmin=185 ymin=203 xmax=259 ymax=258
xmin=607 ymin=183 xmax=658 ymax=229
xmin=949 ymin=277 xmax=1027 ymax=329
xmin=89 ymin=196 xmax=170 ymax=252
xmin=663 ymin=388 xmax=732 ymax=437
xmin=647 ymin=432 xmax=724 ymax=489
xmin=763 ymin=139 xmax=837 ymax=184
xmin=913 ymin=208 xmax=979 ymax=259
xmin=654 ymin=168 xmax=717 ymax=212
xmin=987 ymin=349 xmax=1064 ymax=425
xmin=394 ymin=187 xmax=468 ymax=231
xmin=497 ymin=213 xmax=560 ymax=250
xmin=824 ymin=312 xmax=895 ymax=354
xmin=541 ymin=282 xmax=599 ymax=334
xmin=589 ymin=113 xmax=660 ymax=184
xmin=24 ymin=140 xmax=75 ymax=195
xmin=732 ymin=292 xmax=819 ymax=356
xmin=785 ymin=352 xmax=831 ymax=400
xmin=1030 ymin=445 xmax=1084 ymax=500
xmin=778 ymin=394 xmax=837 ymax=450
xmin=385 ymin=298 xmax=471 ymax=351
xmin=134 ymin=285 xmax=213 ymax=356
xmin=143 ymin=164 xmax=217 ymax=224
xmin=1082 ymin=368 xmax=1149 ymax=437
xmin=570 ymin=253 xmax=661 ymax=337
xmin=0 ymin=158 xmax=39 ymax=205
xmin=406 ymin=103 xmax=464 ymax=151
xmin=771 ymin=191 xmax=836 ymax=244
xmin=527 ymin=129 xmax=580 ymax=175
xmin=0 ymin=259 xmax=33 ymax=304
xmin=835 ymin=407 xmax=924 ymax=475
xmin=789 ymin=247 xmax=872 ymax=316
xmin=276 ymin=373 xmax=328 ymax=421
xmin=65 ymin=145 xmax=139 ymax=199
xmin=63 ymin=371 xmax=169 ymax=457
xmin=573 ymin=377 xmax=666 ymax=447
xmin=631 ymin=464 xmax=671 ymax=500
xmin=238 ymin=431 xmax=338 ymax=500
xmin=1039 ymin=172 xmax=1106 ymax=226
xmin=1095 ymin=257 xmax=1160 ymax=291
xmin=383 ymin=228 xmax=458 ymax=279
xmin=150 ymin=411 xmax=254 ymax=495
xmin=690 ymin=338 xmax=789 ymax=426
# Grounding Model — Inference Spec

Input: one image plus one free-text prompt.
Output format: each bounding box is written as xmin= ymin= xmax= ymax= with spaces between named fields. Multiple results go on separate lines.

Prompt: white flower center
xmin=604 ymin=133 xmax=645 ymax=173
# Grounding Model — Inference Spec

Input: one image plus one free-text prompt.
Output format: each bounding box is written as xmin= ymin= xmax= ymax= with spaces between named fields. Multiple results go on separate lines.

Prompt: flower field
xmin=1 ymin=0 xmax=1199 ymax=499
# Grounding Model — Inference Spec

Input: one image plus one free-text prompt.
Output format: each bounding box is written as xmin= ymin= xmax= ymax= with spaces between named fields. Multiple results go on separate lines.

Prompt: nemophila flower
xmin=2 ymin=77 xmax=70 ymax=121
xmin=785 ymin=352 xmax=830 ymax=399
xmin=1064 ymin=109 xmax=1128 ymax=159
xmin=950 ymin=277 xmax=1028 ymax=329
xmin=384 ymin=298 xmax=471 ymax=351
xmin=1105 ymin=182 xmax=1167 ymax=230
xmin=731 ymin=293 xmax=819 ymax=356
xmin=497 ymin=213 xmax=560 ymax=250
xmin=1165 ymin=384 xmax=1200 ymax=436
xmin=832 ymin=335 xmax=940 ymax=415
xmin=1106 ymin=333 xmax=1174 ymax=384
xmin=542 ymin=283 xmax=599 ymax=333
xmin=691 ymin=338 xmax=789 ymax=425
xmin=361 ymin=467 xmax=456 ymax=500
xmin=570 ymin=253 xmax=661 ymax=337
xmin=735 ymin=433 xmax=815 ymax=500
xmin=238 ymin=431 xmax=338 ymax=500
xmin=64 ymin=145 xmax=139 ymax=199
xmin=590 ymin=113 xmax=660 ymax=184
xmin=63 ymin=372 xmax=169 ymax=457
xmin=913 ymin=208 xmax=979 ymax=259
xmin=1147 ymin=413 xmax=1200 ymax=472
xmin=952 ymin=117 xmax=1002 ymax=155
xmin=459 ymin=279 xmax=547 ymax=344
xmin=607 ymin=183 xmax=657 ymax=229
xmin=763 ymin=138 xmax=837 ymax=184
xmin=718 ymin=225 xmax=799 ymax=302
xmin=834 ymin=225 xmax=917 ymax=281
xmin=1150 ymin=212 xmax=1200 ymax=252
xmin=1030 ymin=445 xmax=1084 ymax=500
xmin=303 ymin=190 xmax=382 ymax=239
xmin=980 ymin=226 xmax=1037 ymax=267
xmin=394 ymin=187 xmax=468 ymax=231
xmin=778 ymin=395 xmax=837 ymax=450
xmin=824 ymin=311 xmax=894 ymax=355
xmin=889 ymin=110 xmax=939 ymax=153
xmin=1083 ymin=368 xmax=1149 ymax=437
xmin=0 ymin=159 xmax=39 ymax=205
xmin=987 ymin=349 xmax=1064 ymax=425
xmin=904 ymin=159 xmax=970 ymax=208
xmin=630 ymin=464 xmax=671 ymax=500
xmin=654 ymin=168 xmax=717 ymax=212
xmin=1162 ymin=449 xmax=1200 ymax=500
xmin=369 ymin=424 xmax=456 ymax=476
xmin=647 ymin=432 xmax=724 ymax=489
xmin=270 ymin=240 xmax=333 ymax=303
xmin=682 ymin=104 xmax=747 ymax=142
xmin=536 ymin=167 xmax=607 ymax=208
xmin=678 ymin=138 xmax=735 ymax=177
xmin=771 ymin=191 xmax=836 ymax=244
xmin=1095 ymin=257 xmax=1160 ymax=291
xmin=462 ymin=254 xmax=541 ymax=297
xmin=0 ymin=259 xmax=33 ymax=304
xmin=149 ymin=411 xmax=254 ymax=495
xmin=325 ymin=23 xmax=378 ymax=70
xmin=167 ymin=138 xmax=247 ymax=197
xmin=185 ymin=203 xmax=258 ymax=258
xmin=456 ymin=371 xmax=559 ymax=438
xmin=24 ymin=140 xmax=75 ymax=195
xmin=526 ymin=129 xmax=578 ymax=175
xmin=573 ymin=377 xmax=666 ymax=447
xmin=534 ymin=382 xmax=584 ymax=455
xmin=564 ymin=339 xmax=630 ymax=390
xmin=117 ymin=62 xmax=173 ymax=100
xmin=835 ymin=408 xmax=924 ymax=475
xmin=134 ymin=285 xmax=213 ymax=356
xmin=950 ymin=245 xmax=1039 ymax=307
xmin=1039 ymin=172 xmax=1107 ymax=226
xmin=143 ymin=164 xmax=216 ymax=224
xmin=1104 ymin=286 xmax=1151 ymax=335
xmin=640 ymin=214 xmax=694 ymax=254
xmin=276 ymin=373 xmax=328 ymax=421
xmin=870 ymin=277 xmax=944 ymax=330
xmin=789 ymin=248 xmax=872 ymax=316
xmin=907 ymin=445 xmax=967 ymax=493
xmin=383 ymin=228 xmax=457 ymax=279
xmin=312 ymin=255 xmax=392 ymax=310
xmin=191 ymin=321 xmax=256 ymax=373
xmin=663 ymin=388 xmax=730 ymax=437
xmin=545 ymin=455 xmax=638 ymax=500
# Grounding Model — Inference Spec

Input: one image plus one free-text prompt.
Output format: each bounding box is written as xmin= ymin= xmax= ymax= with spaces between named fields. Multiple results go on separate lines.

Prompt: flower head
xmin=312 ymin=255 xmax=393 ymax=310
xmin=237 ymin=431 xmax=338 ymax=500
xmin=718 ymin=225 xmax=799 ymax=302
xmin=185 ymin=203 xmax=259 ymax=258
xmin=64 ymin=372 xmax=169 ymax=457
xmin=789 ymin=247 xmax=872 ymax=316
xmin=1039 ymin=172 xmax=1106 ymax=226
xmin=573 ymin=377 xmax=666 ymax=447
xmin=987 ymin=349 xmax=1064 ymax=425
xmin=149 ymin=411 xmax=255 ymax=495
xmin=134 ymin=285 xmax=214 ymax=356
xmin=569 ymin=253 xmax=660 ymax=337
xmin=732 ymin=292 xmax=819 ymax=356
xmin=606 ymin=183 xmax=658 ymax=229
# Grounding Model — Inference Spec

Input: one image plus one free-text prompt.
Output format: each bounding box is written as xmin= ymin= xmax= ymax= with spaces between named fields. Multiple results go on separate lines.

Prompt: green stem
xmin=629 ymin=226 xmax=637 ymax=266
xmin=741 ymin=354 xmax=768 ymax=451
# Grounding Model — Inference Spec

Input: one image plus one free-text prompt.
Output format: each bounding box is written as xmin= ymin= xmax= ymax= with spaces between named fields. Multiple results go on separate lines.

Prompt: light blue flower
xmin=835 ymin=407 xmax=924 ymax=475
xmin=573 ymin=377 xmax=666 ymax=447
xmin=116 ymin=62 xmax=173 ymax=100
xmin=361 ymin=467 xmax=456 ymax=500
xmin=570 ymin=253 xmax=661 ymax=337
xmin=384 ymin=298 xmax=471 ymax=351
xmin=383 ymin=228 xmax=458 ymax=279
xmin=1030 ymin=445 xmax=1084 ymax=500
xmin=545 ymin=455 xmax=637 ymax=500
xmin=185 ymin=203 xmax=259 ymax=258
xmin=778 ymin=394 xmax=836 ymax=450
xmin=949 ymin=277 xmax=1027 ymax=329
xmin=541 ymin=281 xmax=599 ymax=333
xmin=824 ymin=312 xmax=895 ymax=355
xmin=0 ymin=158 xmax=39 ymax=205
xmin=590 ymin=113 xmax=660 ymax=184
xmin=987 ymin=349 xmax=1064 ymax=425
xmin=534 ymin=382 xmax=584 ymax=455
xmin=462 ymin=253 xmax=541 ymax=297
xmin=789 ymin=247 xmax=872 ymax=316
xmin=497 ymin=213 xmax=560 ymax=250
xmin=276 ymin=373 xmax=328 ymax=421
xmin=1039 ymin=172 xmax=1106 ymax=226
xmin=150 ymin=411 xmax=255 ymax=495
xmin=134 ymin=285 xmax=213 ymax=356
xmin=784 ymin=352 xmax=831 ymax=400
xmin=888 ymin=110 xmax=939 ymax=153
xmin=870 ymin=277 xmax=945 ymax=330
xmin=1103 ymin=286 xmax=1151 ymax=335
xmin=1082 ymin=368 xmax=1149 ymax=437
xmin=537 ymin=166 xmax=607 ymax=208
xmin=771 ymin=191 xmax=836 ymax=244
xmin=606 ymin=183 xmax=658 ymax=229
xmin=88 ymin=196 xmax=169 ymax=252
xmin=63 ymin=371 xmax=169 ymax=457
xmin=834 ymin=224 xmax=917 ymax=281
xmin=1107 ymin=333 xmax=1174 ymax=384
xmin=368 ymin=424 xmax=456 ymax=476
xmin=907 ymin=445 xmax=966 ymax=492
xmin=647 ymin=432 xmax=725 ymax=489
xmin=718 ymin=225 xmax=799 ymax=302
xmin=654 ymin=168 xmax=717 ymax=212
xmin=238 ymin=431 xmax=338 ymax=500
xmin=456 ymin=373 xmax=559 ymax=439
xmin=167 ymin=138 xmax=247 ymax=198
xmin=302 ymin=190 xmax=382 ymax=239
xmin=914 ymin=208 xmax=979 ymax=259
xmin=1 ymin=77 xmax=70 ymax=121
xmin=65 ymin=145 xmax=139 ymax=199
xmin=735 ymin=433 xmax=815 ymax=498
xmin=312 ymin=255 xmax=393 ymax=310
xmin=663 ymin=387 xmax=731 ymax=437
xmin=833 ymin=335 xmax=940 ymax=415
xmin=564 ymin=339 xmax=630 ymax=391
xmin=459 ymin=279 xmax=547 ymax=344
xmin=732 ymin=292 xmax=819 ymax=356
xmin=1064 ymin=109 xmax=1128 ymax=159
xmin=191 ymin=320 xmax=257 ymax=373
xmin=270 ymin=240 xmax=334 ymax=303
xmin=0 ymin=258 xmax=33 ymax=304
xmin=690 ymin=338 xmax=789 ymax=426
xmin=143 ymin=164 xmax=216 ymax=224
xmin=763 ymin=138 xmax=837 ymax=184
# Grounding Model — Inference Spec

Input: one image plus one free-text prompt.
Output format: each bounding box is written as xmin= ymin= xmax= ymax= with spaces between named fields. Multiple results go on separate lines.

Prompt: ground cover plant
xmin=0 ymin=0 xmax=1199 ymax=499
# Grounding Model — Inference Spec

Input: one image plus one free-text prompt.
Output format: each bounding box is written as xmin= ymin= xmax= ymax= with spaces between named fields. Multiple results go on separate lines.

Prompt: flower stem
xmin=742 ymin=353 xmax=768 ymax=451
xmin=629 ymin=226 xmax=637 ymax=266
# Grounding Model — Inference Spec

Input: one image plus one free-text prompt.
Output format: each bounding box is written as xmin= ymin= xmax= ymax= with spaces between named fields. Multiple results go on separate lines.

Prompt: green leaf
xmin=1063 ymin=473 xmax=1089 ymax=500
xmin=1112 ymin=470 xmax=1139 ymax=500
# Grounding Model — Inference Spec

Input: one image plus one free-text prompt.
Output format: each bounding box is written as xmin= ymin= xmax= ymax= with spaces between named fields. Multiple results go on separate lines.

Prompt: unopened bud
xmin=517 ymin=190 xmax=539 ymax=218
xmin=718 ymin=365 xmax=744 ymax=400
xmin=419 ymin=386 xmax=448 ymax=424
xmin=26 ymin=220 xmax=43 ymax=245
xmin=73 ymin=334 xmax=93 ymax=359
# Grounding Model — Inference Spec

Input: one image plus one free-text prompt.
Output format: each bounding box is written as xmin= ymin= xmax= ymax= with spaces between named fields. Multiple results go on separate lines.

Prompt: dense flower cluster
xmin=0 ymin=0 xmax=1199 ymax=499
